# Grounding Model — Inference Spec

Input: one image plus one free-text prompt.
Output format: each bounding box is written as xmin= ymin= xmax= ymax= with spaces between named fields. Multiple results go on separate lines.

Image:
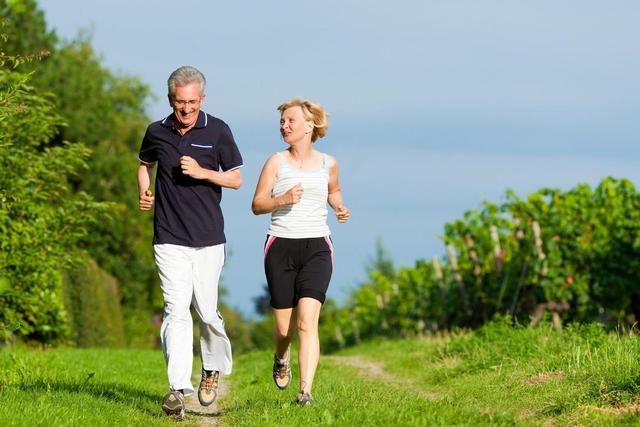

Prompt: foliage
xmin=319 ymin=178 xmax=640 ymax=352
xmin=0 ymin=0 xmax=54 ymax=67
xmin=0 ymin=1 xmax=165 ymax=346
xmin=63 ymin=258 xmax=126 ymax=347
xmin=28 ymin=33 xmax=159 ymax=344
xmin=0 ymin=65 xmax=109 ymax=342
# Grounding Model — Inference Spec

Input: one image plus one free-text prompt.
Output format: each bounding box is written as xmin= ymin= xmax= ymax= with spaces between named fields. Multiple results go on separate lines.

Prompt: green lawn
xmin=3 ymin=320 xmax=640 ymax=426
xmin=222 ymin=320 xmax=640 ymax=426
xmin=0 ymin=348 xmax=196 ymax=426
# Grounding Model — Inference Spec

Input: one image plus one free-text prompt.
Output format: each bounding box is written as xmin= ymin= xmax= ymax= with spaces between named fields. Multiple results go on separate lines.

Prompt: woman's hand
xmin=280 ymin=183 xmax=304 ymax=205
xmin=335 ymin=205 xmax=350 ymax=223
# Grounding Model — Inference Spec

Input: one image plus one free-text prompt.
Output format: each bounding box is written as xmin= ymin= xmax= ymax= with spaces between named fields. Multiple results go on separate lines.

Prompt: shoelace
xmin=201 ymin=372 xmax=219 ymax=391
xmin=274 ymin=361 xmax=290 ymax=379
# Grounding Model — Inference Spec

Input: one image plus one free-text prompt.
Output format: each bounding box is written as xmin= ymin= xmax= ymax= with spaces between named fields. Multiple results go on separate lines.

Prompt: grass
xmin=0 ymin=348 xmax=196 ymax=426
xmin=222 ymin=319 xmax=640 ymax=426
xmin=3 ymin=319 xmax=640 ymax=426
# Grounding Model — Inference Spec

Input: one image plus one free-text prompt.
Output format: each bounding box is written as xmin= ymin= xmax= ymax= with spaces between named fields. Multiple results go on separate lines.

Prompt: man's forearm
xmin=203 ymin=168 xmax=242 ymax=190
xmin=137 ymin=164 xmax=153 ymax=194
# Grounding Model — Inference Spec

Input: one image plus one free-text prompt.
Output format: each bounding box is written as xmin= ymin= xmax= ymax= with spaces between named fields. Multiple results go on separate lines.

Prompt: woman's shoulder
xmin=262 ymin=152 xmax=284 ymax=170
xmin=316 ymin=150 xmax=337 ymax=168
xmin=267 ymin=151 xmax=287 ymax=161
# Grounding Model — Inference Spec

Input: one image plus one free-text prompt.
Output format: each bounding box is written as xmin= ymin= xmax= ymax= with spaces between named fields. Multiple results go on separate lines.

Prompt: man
xmin=137 ymin=66 xmax=243 ymax=420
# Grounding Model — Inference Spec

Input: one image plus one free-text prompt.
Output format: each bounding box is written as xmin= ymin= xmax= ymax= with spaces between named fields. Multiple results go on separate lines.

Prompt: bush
xmin=63 ymin=258 xmax=126 ymax=347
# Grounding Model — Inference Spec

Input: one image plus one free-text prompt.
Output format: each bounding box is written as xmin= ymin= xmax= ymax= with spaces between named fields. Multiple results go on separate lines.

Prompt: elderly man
xmin=137 ymin=65 xmax=243 ymax=420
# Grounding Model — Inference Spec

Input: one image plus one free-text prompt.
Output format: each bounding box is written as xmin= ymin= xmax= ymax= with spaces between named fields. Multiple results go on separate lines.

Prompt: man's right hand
xmin=139 ymin=189 xmax=154 ymax=211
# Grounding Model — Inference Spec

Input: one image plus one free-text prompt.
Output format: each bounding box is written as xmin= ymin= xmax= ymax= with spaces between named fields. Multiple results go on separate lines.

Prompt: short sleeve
xmin=217 ymin=123 xmax=243 ymax=171
xmin=138 ymin=127 xmax=157 ymax=164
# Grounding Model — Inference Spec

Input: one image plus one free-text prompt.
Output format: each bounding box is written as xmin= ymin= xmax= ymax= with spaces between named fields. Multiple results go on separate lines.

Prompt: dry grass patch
xmin=524 ymin=371 xmax=564 ymax=386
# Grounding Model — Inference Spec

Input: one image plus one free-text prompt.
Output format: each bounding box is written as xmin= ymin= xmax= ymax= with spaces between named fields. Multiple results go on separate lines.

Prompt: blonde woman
xmin=251 ymin=98 xmax=350 ymax=405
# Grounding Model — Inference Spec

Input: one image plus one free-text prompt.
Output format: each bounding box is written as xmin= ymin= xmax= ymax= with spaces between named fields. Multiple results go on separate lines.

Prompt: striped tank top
xmin=267 ymin=151 xmax=331 ymax=238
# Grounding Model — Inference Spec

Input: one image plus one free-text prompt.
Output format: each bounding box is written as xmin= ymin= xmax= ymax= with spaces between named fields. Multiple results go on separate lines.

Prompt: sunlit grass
xmin=223 ymin=319 xmax=640 ymax=426
xmin=2 ymin=320 xmax=640 ymax=426
xmin=0 ymin=348 xmax=197 ymax=426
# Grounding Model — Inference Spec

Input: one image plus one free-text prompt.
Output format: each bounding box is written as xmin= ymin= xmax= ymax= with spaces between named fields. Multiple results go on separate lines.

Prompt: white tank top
xmin=267 ymin=151 xmax=331 ymax=238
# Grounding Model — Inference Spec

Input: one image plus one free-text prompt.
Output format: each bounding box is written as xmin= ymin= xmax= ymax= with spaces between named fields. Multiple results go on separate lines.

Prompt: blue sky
xmin=38 ymin=1 xmax=640 ymax=316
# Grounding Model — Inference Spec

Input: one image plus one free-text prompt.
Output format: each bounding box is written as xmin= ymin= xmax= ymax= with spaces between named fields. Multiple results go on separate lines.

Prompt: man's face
xmin=169 ymin=83 xmax=204 ymax=129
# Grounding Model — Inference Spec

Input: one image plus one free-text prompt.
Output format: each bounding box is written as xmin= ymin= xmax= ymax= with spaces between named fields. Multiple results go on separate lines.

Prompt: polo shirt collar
xmin=161 ymin=110 xmax=208 ymax=130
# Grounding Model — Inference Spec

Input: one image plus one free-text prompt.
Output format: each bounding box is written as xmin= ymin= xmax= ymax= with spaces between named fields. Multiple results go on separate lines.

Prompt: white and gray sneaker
xmin=162 ymin=390 xmax=185 ymax=420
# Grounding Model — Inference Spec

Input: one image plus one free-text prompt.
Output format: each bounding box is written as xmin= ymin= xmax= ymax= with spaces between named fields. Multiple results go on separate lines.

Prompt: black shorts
xmin=263 ymin=235 xmax=333 ymax=309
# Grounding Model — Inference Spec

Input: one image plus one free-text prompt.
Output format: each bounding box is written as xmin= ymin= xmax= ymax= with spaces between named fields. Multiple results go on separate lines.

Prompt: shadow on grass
xmin=14 ymin=378 xmax=162 ymax=417
xmin=185 ymin=408 xmax=221 ymax=418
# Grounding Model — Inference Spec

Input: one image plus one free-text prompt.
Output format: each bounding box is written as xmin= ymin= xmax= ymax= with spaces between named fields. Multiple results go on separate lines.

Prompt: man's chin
xmin=176 ymin=117 xmax=196 ymax=128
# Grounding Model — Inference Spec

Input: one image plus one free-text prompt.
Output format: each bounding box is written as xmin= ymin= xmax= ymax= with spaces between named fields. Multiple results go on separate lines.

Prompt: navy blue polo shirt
xmin=138 ymin=111 xmax=243 ymax=247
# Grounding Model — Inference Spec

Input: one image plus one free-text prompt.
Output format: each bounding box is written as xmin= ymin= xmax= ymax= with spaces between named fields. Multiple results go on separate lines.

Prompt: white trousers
xmin=154 ymin=243 xmax=233 ymax=394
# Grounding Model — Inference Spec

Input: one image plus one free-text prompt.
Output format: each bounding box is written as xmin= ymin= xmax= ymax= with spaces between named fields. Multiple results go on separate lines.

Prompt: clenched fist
xmin=139 ymin=189 xmax=154 ymax=211
xmin=281 ymin=183 xmax=304 ymax=205
xmin=180 ymin=156 xmax=208 ymax=180
xmin=335 ymin=205 xmax=350 ymax=223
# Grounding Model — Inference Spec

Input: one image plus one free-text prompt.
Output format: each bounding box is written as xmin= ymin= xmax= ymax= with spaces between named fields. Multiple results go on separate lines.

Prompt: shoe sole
xmin=198 ymin=391 xmax=217 ymax=406
xmin=162 ymin=404 xmax=185 ymax=420
xmin=162 ymin=392 xmax=185 ymax=420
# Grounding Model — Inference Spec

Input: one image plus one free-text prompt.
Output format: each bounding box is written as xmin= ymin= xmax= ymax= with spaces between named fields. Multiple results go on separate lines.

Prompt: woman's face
xmin=280 ymin=106 xmax=312 ymax=145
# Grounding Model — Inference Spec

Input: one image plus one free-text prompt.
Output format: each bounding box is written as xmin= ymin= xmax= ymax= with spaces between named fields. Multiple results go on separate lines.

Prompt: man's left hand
xmin=180 ymin=156 xmax=208 ymax=180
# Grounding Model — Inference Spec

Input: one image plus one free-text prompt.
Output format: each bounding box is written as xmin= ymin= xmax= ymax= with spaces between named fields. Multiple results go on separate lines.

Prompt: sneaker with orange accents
xmin=198 ymin=370 xmax=219 ymax=406
xmin=272 ymin=344 xmax=291 ymax=390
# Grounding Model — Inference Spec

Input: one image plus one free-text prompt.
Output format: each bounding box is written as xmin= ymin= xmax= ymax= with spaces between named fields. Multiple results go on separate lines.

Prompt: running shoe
xmin=162 ymin=390 xmax=185 ymax=420
xmin=272 ymin=344 xmax=292 ymax=389
xmin=198 ymin=370 xmax=219 ymax=406
xmin=296 ymin=390 xmax=314 ymax=406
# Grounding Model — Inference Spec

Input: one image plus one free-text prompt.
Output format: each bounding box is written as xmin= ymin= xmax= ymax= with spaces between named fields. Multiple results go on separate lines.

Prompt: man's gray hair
xmin=167 ymin=66 xmax=206 ymax=97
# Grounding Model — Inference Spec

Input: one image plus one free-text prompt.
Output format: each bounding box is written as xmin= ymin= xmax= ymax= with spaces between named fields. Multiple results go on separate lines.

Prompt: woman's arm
xmin=251 ymin=154 xmax=303 ymax=215
xmin=327 ymin=156 xmax=350 ymax=223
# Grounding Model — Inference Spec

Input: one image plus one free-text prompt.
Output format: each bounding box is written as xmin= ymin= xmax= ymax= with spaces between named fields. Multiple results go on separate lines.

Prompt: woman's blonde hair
xmin=277 ymin=98 xmax=328 ymax=143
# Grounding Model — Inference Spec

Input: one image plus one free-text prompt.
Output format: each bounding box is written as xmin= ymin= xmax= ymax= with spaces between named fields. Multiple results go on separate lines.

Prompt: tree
xmin=0 ymin=49 xmax=109 ymax=342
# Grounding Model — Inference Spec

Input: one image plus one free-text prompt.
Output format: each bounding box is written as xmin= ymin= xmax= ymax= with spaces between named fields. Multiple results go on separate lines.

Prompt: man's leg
xmin=154 ymin=244 xmax=195 ymax=395
xmin=192 ymin=244 xmax=232 ymax=375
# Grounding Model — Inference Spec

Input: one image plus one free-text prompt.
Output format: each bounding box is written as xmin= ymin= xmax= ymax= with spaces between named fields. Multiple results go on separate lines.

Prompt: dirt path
xmin=325 ymin=355 xmax=446 ymax=401
xmin=184 ymin=374 xmax=229 ymax=426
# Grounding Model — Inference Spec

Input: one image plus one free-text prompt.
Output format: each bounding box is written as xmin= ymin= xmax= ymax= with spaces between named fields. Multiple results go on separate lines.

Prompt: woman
xmin=251 ymin=98 xmax=350 ymax=405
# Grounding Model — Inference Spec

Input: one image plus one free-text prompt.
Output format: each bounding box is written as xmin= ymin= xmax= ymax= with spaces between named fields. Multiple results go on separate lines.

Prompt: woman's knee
xmin=297 ymin=315 xmax=318 ymax=334
xmin=274 ymin=323 xmax=294 ymax=340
